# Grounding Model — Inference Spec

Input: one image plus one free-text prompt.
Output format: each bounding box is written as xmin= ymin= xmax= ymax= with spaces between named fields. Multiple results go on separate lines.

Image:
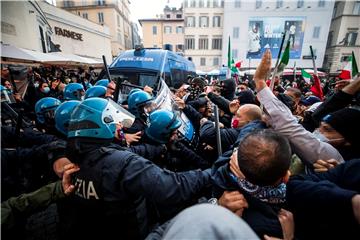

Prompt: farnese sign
xmin=54 ymin=27 xmax=83 ymax=41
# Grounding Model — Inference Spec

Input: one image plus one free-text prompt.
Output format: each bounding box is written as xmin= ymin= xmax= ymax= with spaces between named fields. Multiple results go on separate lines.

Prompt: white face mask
xmin=34 ymin=83 xmax=39 ymax=88
xmin=313 ymin=129 xmax=344 ymax=143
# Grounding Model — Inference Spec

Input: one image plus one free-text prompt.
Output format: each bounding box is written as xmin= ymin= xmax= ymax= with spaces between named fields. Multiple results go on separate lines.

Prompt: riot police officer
xmin=58 ymin=97 xmax=211 ymax=240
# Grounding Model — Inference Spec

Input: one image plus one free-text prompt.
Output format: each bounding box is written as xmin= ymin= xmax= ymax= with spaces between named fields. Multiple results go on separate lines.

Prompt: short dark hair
xmin=237 ymin=129 xmax=291 ymax=186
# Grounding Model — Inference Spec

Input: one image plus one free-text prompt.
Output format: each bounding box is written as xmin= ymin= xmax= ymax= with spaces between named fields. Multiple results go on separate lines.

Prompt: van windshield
xmin=109 ymin=69 xmax=158 ymax=88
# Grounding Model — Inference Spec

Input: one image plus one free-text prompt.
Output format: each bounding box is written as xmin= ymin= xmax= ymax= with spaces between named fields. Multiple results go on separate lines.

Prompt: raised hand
xmin=254 ymin=49 xmax=272 ymax=91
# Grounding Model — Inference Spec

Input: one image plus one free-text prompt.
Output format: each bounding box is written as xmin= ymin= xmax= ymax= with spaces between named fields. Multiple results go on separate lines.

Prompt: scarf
xmin=230 ymin=173 xmax=286 ymax=204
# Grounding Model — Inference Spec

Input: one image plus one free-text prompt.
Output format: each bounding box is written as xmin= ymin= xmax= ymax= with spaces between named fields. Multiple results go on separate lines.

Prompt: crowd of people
xmin=1 ymin=50 xmax=360 ymax=240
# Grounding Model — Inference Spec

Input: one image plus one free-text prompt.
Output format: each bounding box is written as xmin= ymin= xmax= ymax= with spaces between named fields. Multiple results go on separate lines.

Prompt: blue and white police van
xmin=104 ymin=47 xmax=197 ymax=146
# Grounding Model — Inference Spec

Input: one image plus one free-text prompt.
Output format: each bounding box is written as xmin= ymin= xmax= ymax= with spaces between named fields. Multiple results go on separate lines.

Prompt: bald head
xmin=232 ymin=104 xmax=262 ymax=129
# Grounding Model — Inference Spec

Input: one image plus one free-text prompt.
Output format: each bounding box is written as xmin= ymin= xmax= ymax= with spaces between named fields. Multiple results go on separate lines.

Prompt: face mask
xmin=80 ymin=95 xmax=85 ymax=101
xmin=34 ymin=83 xmax=39 ymax=88
xmin=6 ymin=89 xmax=13 ymax=94
xmin=313 ymin=129 xmax=345 ymax=143
xmin=43 ymin=87 xmax=50 ymax=94
xmin=231 ymin=118 xmax=239 ymax=129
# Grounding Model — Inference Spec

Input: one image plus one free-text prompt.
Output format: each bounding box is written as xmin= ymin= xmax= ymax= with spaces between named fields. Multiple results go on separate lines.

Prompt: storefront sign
xmin=54 ymin=27 xmax=83 ymax=41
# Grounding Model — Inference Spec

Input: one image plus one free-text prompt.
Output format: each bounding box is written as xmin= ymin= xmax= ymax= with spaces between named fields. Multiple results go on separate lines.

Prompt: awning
xmin=1 ymin=43 xmax=103 ymax=66
xmin=207 ymin=69 xmax=220 ymax=76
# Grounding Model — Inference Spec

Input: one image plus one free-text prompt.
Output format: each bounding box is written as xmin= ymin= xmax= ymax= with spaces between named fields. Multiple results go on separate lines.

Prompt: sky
xmin=130 ymin=0 xmax=184 ymax=37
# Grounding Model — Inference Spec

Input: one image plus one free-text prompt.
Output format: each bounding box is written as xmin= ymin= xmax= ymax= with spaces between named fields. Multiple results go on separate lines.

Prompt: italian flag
xmin=277 ymin=40 xmax=290 ymax=75
xmin=301 ymin=69 xmax=312 ymax=84
xmin=339 ymin=51 xmax=359 ymax=79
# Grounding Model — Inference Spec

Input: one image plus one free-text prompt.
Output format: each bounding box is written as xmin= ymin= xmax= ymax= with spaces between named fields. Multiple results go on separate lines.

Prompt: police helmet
xmin=35 ymin=97 xmax=62 ymax=124
xmin=55 ymin=100 xmax=81 ymax=136
xmin=127 ymin=90 xmax=154 ymax=118
xmin=68 ymin=97 xmax=135 ymax=139
xmin=64 ymin=83 xmax=85 ymax=100
xmin=95 ymin=79 xmax=109 ymax=87
xmin=128 ymin=88 xmax=142 ymax=97
xmin=145 ymin=109 xmax=181 ymax=144
xmin=84 ymin=86 xmax=107 ymax=99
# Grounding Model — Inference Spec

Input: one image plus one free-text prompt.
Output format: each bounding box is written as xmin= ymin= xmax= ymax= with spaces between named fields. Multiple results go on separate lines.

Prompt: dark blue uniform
xmin=58 ymin=144 xmax=211 ymax=239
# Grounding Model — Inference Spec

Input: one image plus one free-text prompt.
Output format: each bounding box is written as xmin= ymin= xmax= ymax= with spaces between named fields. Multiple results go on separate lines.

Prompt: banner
xmin=246 ymin=17 xmax=305 ymax=59
xmin=154 ymin=80 xmax=195 ymax=143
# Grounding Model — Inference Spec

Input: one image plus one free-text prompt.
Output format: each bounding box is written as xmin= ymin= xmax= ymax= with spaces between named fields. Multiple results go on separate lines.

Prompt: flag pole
xmin=293 ymin=61 xmax=296 ymax=83
xmin=269 ymin=31 xmax=287 ymax=91
xmin=310 ymin=45 xmax=318 ymax=77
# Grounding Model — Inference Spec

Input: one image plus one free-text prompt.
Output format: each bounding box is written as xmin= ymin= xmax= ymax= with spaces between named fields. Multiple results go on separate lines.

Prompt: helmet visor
xmin=105 ymin=99 xmax=135 ymax=128
xmin=143 ymin=101 xmax=157 ymax=116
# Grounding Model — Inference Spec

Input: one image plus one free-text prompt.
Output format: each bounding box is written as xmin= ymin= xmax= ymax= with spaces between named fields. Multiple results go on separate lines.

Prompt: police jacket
xmin=59 ymin=140 xmax=211 ymax=240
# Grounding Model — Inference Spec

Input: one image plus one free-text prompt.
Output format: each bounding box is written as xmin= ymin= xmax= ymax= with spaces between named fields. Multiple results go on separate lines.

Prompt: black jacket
xmin=287 ymin=159 xmax=360 ymax=239
xmin=59 ymin=140 xmax=211 ymax=239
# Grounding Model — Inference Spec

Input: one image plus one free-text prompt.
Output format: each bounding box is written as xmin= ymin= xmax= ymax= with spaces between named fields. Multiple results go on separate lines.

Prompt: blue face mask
xmin=43 ymin=87 xmax=50 ymax=94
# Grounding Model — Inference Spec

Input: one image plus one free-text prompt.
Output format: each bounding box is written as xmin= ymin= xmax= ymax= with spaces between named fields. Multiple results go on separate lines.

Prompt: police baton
xmin=213 ymin=104 xmax=222 ymax=157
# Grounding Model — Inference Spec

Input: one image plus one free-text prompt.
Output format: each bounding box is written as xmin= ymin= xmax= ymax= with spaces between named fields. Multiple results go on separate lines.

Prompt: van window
xmin=139 ymin=74 xmax=157 ymax=87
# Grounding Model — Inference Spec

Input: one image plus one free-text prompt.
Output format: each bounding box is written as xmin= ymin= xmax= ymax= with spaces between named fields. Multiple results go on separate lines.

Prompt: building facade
xmin=323 ymin=1 xmax=360 ymax=74
xmin=183 ymin=0 xmax=224 ymax=71
xmin=1 ymin=1 xmax=53 ymax=53
xmin=139 ymin=6 xmax=184 ymax=52
xmin=1 ymin=0 xmax=112 ymax=62
xmin=56 ymin=0 xmax=135 ymax=58
xmin=222 ymin=0 xmax=335 ymax=70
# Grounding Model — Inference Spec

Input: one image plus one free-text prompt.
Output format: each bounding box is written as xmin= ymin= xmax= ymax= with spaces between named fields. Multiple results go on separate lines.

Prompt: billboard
xmin=246 ymin=17 xmax=306 ymax=59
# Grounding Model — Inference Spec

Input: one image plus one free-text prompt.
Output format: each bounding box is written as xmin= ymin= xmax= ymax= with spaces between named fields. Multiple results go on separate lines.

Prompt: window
xmin=117 ymin=15 xmax=120 ymax=27
xmin=213 ymin=57 xmax=219 ymax=66
xmin=152 ymin=26 xmax=157 ymax=35
xmin=164 ymin=26 xmax=172 ymax=34
xmin=318 ymin=0 xmax=325 ymax=7
xmin=176 ymin=26 xmax=183 ymax=33
xmin=332 ymin=2 xmax=338 ymax=18
xmin=235 ymin=0 xmax=241 ymax=8
xmin=153 ymin=45 xmax=157 ymax=48
xmin=297 ymin=0 xmax=304 ymax=8
xmin=347 ymin=32 xmax=358 ymax=46
xmin=186 ymin=16 xmax=195 ymax=27
xmin=233 ymin=27 xmax=239 ymax=39
xmin=256 ymin=0 xmax=262 ymax=9
xmin=340 ymin=55 xmax=351 ymax=62
xmin=213 ymin=0 xmax=219 ymax=8
xmin=313 ymin=26 xmax=321 ymax=39
xmin=176 ymin=14 xmax=182 ymax=18
xmin=39 ymin=26 xmax=46 ymax=53
xmin=200 ymin=57 xmax=206 ymax=66
xmin=97 ymin=0 xmax=105 ymax=5
xmin=221 ymin=0 xmax=224 ymax=7
xmin=83 ymin=13 xmax=88 ymax=19
xmin=199 ymin=16 xmax=209 ymax=27
xmin=176 ymin=44 xmax=184 ymax=51
xmin=327 ymin=31 xmax=333 ymax=47
xmin=63 ymin=1 xmax=74 ymax=7
xmin=213 ymin=16 xmax=221 ymax=27
xmin=232 ymin=49 xmax=238 ymax=58
xmin=199 ymin=0 xmax=204 ymax=7
xmin=212 ymin=38 xmax=222 ymax=49
xmin=98 ymin=12 xmax=104 ymax=23
xmin=353 ymin=1 xmax=360 ymax=15
xmin=276 ymin=0 xmax=283 ymax=8
xmin=166 ymin=14 xmax=171 ymax=18
xmin=184 ymin=0 xmax=188 ymax=8
xmin=190 ymin=0 xmax=196 ymax=7
xmin=78 ymin=12 xmax=81 ymax=16
xmin=207 ymin=0 xmax=211 ymax=7
xmin=185 ymin=38 xmax=195 ymax=49
xmin=199 ymin=38 xmax=209 ymax=49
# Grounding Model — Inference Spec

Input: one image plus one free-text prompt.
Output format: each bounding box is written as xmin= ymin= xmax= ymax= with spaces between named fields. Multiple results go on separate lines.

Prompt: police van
xmin=107 ymin=47 xmax=195 ymax=91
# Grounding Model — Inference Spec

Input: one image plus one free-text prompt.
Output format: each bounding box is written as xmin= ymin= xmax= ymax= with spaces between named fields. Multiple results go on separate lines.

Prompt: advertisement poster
xmin=246 ymin=17 xmax=305 ymax=59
